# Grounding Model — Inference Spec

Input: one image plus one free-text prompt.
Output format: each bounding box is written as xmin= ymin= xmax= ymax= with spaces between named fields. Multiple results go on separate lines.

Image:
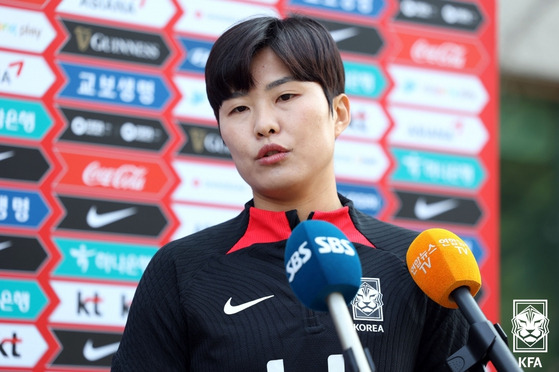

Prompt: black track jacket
xmin=112 ymin=195 xmax=468 ymax=371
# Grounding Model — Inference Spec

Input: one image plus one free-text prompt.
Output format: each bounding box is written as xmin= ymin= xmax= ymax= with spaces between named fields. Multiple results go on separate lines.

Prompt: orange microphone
xmin=406 ymin=228 xmax=522 ymax=372
xmin=406 ymin=228 xmax=481 ymax=309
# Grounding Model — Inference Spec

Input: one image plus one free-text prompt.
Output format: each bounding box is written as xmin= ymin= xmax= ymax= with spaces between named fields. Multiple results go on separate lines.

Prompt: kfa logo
xmin=351 ymin=277 xmax=383 ymax=322
xmin=512 ymin=299 xmax=549 ymax=353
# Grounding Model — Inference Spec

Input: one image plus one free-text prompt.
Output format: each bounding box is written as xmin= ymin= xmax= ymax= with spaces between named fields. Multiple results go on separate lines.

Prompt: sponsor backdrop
xmin=0 ymin=0 xmax=497 ymax=370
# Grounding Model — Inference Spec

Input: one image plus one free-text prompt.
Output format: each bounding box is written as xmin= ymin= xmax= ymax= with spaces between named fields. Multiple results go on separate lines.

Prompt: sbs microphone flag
xmin=284 ymin=220 xmax=362 ymax=311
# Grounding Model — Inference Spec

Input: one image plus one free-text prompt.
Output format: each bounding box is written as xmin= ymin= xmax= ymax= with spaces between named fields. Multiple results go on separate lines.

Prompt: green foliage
xmin=500 ymin=91 xmax=559 ymax=371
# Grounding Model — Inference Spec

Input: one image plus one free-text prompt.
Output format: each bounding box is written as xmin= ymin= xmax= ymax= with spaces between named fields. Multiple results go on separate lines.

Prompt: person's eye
xmin=278 ymin=93 xmax=295 ymax=102
xmin=231 ymin=105 xmax=248 ymax=114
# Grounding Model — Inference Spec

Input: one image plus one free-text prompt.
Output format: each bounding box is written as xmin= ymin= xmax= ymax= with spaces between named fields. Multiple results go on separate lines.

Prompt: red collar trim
xmin=311 ymin=207 xmax=375 ymax=248
xmin=227 ymin=207 xmax=292 ymax=254
xmin=227 ymin=206 xmax=375 ymax=254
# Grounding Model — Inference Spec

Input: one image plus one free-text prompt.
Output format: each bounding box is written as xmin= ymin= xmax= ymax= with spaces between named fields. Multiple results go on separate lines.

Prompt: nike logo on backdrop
xmin=224 ymin=295 xmax=274 ymax=315
xmin=329 ymin=27 xmax=359 ymax=43
xmin=0 ymin=241 xmax=12 ymax=251
xmin=0 ymin=151 xmax=15 ymax=162
xmin=86 ymin=206 xmax=137 ymax=228
xmin=83 ymin=339 xmax=120 ymax=361
xmin=414 ymin=198 xmax=459 ymax=220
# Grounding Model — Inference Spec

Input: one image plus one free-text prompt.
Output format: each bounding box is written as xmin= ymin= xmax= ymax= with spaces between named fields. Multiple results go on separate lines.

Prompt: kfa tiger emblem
xmin=512 ymin=300 xmax=549 ymax=352
xmin=351 ymin=277 xmax=383 ymax=321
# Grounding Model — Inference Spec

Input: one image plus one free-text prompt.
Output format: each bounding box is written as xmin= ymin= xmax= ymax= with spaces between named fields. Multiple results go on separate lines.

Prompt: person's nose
xmin=253 ymin=107 xmax=280 ymax=137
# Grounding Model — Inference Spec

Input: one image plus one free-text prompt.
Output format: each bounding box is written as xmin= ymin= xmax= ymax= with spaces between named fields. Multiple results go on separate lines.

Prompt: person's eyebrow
xmin=266 ymin=76 xmax=295 ymax=90
xmin=228 ymin=76 xmax=296 ymax=99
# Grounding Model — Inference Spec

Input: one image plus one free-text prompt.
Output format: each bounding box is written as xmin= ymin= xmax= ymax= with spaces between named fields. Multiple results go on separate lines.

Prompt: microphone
xmin=406 ymin=228 xmax=522 ymax=372
xmin=285 ymin=220 xmax=374 ymax=372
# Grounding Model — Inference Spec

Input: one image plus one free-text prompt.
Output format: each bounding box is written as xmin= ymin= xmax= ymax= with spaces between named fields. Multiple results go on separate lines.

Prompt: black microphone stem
xmin=452 ymin=287 xmax=522 ymax=372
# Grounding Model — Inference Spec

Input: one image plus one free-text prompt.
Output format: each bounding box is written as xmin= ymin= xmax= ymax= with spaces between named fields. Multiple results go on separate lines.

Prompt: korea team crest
xmin=511 ymin=299 xmax=549 ymax=353
xmin=351 ymin=277 xmax=383 ymax=321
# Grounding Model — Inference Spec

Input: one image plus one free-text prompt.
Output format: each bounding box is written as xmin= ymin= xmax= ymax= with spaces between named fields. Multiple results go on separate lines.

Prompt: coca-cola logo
xmin=82 ymin=161 xmax=147 ymax=191
xmin=56 ymin=151 xmax=169 ymax=196
xmin=395 ymin=31 xmax=484 ymax=72
xmin=410 ymin=38 xmax=466 ymax=69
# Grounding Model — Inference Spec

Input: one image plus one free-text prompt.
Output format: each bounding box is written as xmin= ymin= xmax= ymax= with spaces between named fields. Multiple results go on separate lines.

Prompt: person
xmin=111 ymin=15 xmax=469 ymax=371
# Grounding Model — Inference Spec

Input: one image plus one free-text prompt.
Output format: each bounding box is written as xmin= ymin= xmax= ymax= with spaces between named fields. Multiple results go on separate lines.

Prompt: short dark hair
xmin=205 ymin=15 xmax=345 ymax=122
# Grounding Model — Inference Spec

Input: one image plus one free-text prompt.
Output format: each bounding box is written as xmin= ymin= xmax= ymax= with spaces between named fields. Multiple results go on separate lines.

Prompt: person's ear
xmin=332 ymin=93 xmax=350 ymax=138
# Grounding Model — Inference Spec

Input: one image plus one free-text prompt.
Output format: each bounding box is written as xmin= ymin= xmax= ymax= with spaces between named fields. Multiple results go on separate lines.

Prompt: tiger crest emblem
xmin=351 ymin=278 xmax=383 ymax=321
xmin=511 ymin=304 xmax=549 ymax=347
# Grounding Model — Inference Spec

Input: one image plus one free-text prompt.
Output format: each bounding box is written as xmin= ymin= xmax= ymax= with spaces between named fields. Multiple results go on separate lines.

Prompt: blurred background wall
xmin=499 ymin=1 xmax=559 ymax=370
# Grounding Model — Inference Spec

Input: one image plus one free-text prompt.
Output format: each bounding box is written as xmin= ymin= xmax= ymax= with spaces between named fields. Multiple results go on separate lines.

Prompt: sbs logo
xmin=285 ymin=236 xmax=356 ymax=283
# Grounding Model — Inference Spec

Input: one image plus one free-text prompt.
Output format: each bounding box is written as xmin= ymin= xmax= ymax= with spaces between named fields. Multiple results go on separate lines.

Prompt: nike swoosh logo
xmin=0 ymin=151 xmax=15 ymax=162
xmin=0 ymin=241 xmax=12 ymax=251
xmin=329 ymin=27 xmax=359 ymax=43
xmin=224 ymin=295 xmax=274 ymax=315
xmin=83 ymin=339 xmax=120 ymax=361
xmin=86 ymin=206 xmax=137 ymax=228
xmin=414 ymin=198 xmax=459 ymax=220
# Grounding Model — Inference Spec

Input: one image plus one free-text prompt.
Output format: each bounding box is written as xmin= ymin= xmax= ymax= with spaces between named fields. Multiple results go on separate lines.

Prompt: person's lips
xmin=257 ymin=144 xmax=290 ymax=164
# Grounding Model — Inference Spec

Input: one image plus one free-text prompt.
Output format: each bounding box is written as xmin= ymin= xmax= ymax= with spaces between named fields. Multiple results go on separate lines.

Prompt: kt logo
xmin=0 ymin=333 xmax=21 ymax=357
xmin=78 ymin=292 xmax=102 ymax=316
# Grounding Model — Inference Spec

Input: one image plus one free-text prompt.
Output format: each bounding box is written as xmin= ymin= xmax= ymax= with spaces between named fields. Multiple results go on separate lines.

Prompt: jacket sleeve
xmin=111 ymin=245 xmax=189 ymax=371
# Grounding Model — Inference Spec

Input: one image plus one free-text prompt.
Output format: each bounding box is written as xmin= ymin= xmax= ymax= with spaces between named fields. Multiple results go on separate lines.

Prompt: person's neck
xmin=253 ymin=189 xmax=342 ymax=222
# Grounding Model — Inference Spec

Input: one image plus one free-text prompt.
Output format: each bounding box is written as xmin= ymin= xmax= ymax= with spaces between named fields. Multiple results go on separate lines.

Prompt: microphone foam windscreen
xmin=284 ymin=220 xmax=362 ymax=312
xmin=406 ymin=228 xmax=481 ymax=309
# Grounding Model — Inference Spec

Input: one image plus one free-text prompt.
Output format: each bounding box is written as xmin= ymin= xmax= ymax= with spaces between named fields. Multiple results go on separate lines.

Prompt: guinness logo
xmin=179 ymin=122 xmax=231 ymax=160
xmin=74 ymin=26 xmax=92 ymax=52
xmin=60 ymin=20 xmax=170 ymax=66
xmin=188 ymin=127 xmax=207 ymax=154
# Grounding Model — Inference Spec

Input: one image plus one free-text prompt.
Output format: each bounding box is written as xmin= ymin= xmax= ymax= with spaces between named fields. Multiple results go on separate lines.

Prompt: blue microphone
xmin=285 ymin=220 xmax=362 ymax=310
xmin=284 ymin=220 xmax=374 ymax=372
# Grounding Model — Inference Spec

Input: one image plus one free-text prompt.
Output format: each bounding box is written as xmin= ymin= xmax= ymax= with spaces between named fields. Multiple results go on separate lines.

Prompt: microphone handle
xmin=452 ymin=287 xmax=522 ymax=372
xmin=327 ymin=292 xmax=373 ymax=372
